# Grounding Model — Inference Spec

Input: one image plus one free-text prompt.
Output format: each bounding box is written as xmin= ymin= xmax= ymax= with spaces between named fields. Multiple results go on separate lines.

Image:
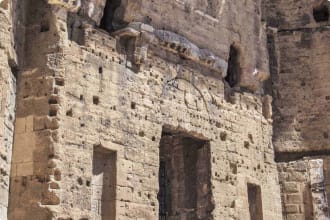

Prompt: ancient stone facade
xmin=0 ymin=0 xmax=328 ymax=220
xmin=264 ymin=0 xmax=330 ymax=219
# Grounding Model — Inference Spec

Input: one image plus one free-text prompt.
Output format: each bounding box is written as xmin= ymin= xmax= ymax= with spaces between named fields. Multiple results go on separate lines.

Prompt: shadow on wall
xmin=100 ymin=0 xmax=122 ymax=32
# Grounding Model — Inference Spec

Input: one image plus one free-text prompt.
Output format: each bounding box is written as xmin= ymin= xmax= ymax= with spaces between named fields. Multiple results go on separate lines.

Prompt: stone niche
xmin=158 ymin=128 xmax=214 ymax=220
xmin=247 ymin=183 xmax=263 ymax=220
xmin=92 ymin=144 xmax=117 ymax=220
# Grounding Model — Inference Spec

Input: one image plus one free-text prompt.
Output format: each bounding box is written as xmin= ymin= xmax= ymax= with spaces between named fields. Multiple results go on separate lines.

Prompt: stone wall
xmin=8 ymin=0 xmax=62 ymax=219
xmin=264 ymin=0 xmax=330 ymax=219
xmin=0 ymin=2 xmax=17 ymax=219
xmin=4 ymin=0 xmax=327 ymax=219
xmin=271 ymin=29 xmax=330 ymax=153
xmin=48 ymin=12 xmax=282 ymax=218
xmin=278 ymin=158 xmax=329 ymax=220
xmin=264 ymin=0 xmax=330 ymax=154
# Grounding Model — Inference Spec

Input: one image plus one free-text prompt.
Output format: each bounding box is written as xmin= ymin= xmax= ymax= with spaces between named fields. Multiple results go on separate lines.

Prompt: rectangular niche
xmin=158 ymin=129 xmax=213 ymax=219
xmin=92 ymin=145 xmax=117 ymax=220
xmin=247 ymin=183 xmax=263 ymax=220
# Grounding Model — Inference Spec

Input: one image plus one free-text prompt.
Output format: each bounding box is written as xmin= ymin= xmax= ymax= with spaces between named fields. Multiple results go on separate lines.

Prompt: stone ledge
xmin=113 ymin=22 xmax=228 ymax=77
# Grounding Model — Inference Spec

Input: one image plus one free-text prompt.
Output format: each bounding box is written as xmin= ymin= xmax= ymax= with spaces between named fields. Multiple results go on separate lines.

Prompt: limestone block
xmin=80 ymin=0 xmax=106 ymax=25
xmin=0 ymin=204 xmax=7 ymax=220
xmin=14 ymin=117 xmax=26 ymax=134
xmin=286 ymin=194 xmax=302 ymax=204
xmin=12 ymin=133 xmax=35 ymax=163
xmin=47 ymin=0 xmax=81 ymax=12
xmin=285 ymin=204 xmax=299 ymax=214
xmin=282 ymin=182 xmax=299 ymax=193
xmin=0 ymin=188 xmax=8 ymax=206
xmin=16 ymin=162 xmax=33 ymax=176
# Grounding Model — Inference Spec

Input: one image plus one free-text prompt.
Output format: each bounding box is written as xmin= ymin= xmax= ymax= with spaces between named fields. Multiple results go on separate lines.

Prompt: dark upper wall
xmin=263 ymin=0 xmax=330 ymax=154
xmin=262 ymin=0 xmax=330 ymax=29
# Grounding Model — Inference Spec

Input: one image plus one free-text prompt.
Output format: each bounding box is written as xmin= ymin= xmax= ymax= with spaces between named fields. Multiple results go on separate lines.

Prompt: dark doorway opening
xmin=225 ymin=44 xmax=241 ymax=88
xmin=92 ymin=145 xmax=117 ymax=220
xmin=100 ymin=0 xmax=122 ymax=32
xmin=313 ymin=5 xmax=329 ymax=22
xmin=247 ymin=183 xmax=263 ymax=220
xmin=158 ymin=129 xmax=214 ymax=220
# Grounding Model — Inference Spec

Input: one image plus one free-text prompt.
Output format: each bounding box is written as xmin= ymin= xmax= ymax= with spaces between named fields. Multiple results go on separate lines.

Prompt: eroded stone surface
xmin=264 ymin=0 xmax=330 ymax=218
xmin=1 ymin=0 xmax=328 ymax=220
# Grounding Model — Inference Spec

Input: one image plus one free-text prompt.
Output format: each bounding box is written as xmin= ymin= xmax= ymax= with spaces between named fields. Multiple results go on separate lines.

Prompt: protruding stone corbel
xmin=113 ymin=22 xmax=228 ymax=75
xmin=112 ymin=22 xmax=155 ymax=65
xmin=154 ymin=30 xmax=228 ymax=76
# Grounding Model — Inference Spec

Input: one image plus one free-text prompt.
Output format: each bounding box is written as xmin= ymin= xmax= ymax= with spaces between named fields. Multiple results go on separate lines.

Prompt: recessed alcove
xmin=225 ymin=45 xmax=241 ymax=88
xmin=92 ymin=145 xmax=117 ymax=220
xmin=158 ymin=128 xmax=214 ymax=219
xmin=100 ymin=0 xmax=122 ymax=32
xmin=313 ymin=5 xmax=329 ymax=22
xmin=247 ymin=183 xmax=263 ymax=220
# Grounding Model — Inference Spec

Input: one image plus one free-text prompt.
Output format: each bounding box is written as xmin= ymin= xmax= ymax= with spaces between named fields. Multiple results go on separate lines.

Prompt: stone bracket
xmin=112 ymin=22 xmax=228 ymax=76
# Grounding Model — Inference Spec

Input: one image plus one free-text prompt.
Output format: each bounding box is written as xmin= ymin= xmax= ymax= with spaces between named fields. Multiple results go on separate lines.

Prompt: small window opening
xmin=247 ymin=183 xmax=263 ymax=220
xmin=92 ymin=145 xmax=116 ymax=220
xmin=313 ymin=5 xmax=329 ymax=22
xmin=93 ymin=96 xmax=100 ymax=105
xmin=55 ymin=78 xmax=64 ymax=86
xmin=131 ymin=102 xmax=136 ymax=109
xmin=48 ymin=97 xmax=58 ymax=104
xmin=100 ymin=0 xmax=122 ymax=32
xmin=40 ymin=22 xmax=50 ymax=32
xmin=66 ymin=109 xmax=73 ymax=117
xmin=225 ymin=45 xmax=241 ymax=88
xmin=49 ymin=109 xmax=57 ymax=117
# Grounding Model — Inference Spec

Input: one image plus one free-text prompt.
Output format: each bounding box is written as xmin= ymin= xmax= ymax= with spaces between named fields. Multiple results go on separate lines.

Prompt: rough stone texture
xmin=271 ymin=29 xmax=330 ymax=153
xmin=264 ymin=0 xmax=330 ymax=154
xmin=262 ymin=0 xmax=330 ymax=30
xmin=0 ymin=2 xmax=17 ymax=220
xmin=2 ymin=0 xmax=329 ymax=219
xmin=52 ymin=23 xmax=282 ymax=219
xmin=8 ymin=0 xmax=61 ymax=219
xmin=263 ymin=0 xmax=330 ymax=218
xmin=278 ymin=158 xmax=330 ymax=220
xmin=50 ymin=0 xmax=270 ymax=91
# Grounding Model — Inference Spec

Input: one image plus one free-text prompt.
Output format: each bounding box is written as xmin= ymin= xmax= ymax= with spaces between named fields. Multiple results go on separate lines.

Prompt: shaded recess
xmin=100 ymin=0 xmax=122 ymax=32
xmin=247 ymin=183 xmax=263 ymax=220
xmin=67 ymin=12 xmax=85 ymax=45
xmin=225 ymin=45 xmax=241 ymax=88
xmin=313 ymin=4 xmax=329 ymax=22
xmin=158 ymin=128 xmax=214 ymax=220
xmin=92 ymin=145 xmax=117 ymax=220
